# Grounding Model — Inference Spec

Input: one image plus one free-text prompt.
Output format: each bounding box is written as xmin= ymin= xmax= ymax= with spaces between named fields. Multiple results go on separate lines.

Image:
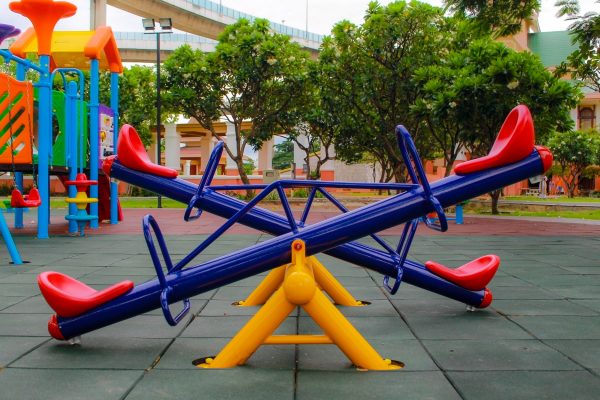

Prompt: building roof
xmin=528 ymin=31 xmax=576 ymax=67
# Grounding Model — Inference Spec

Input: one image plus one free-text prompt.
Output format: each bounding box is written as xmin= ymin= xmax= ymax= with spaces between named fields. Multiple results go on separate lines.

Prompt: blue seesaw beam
xmin=50 ymin=140 xmax=549 ymax=340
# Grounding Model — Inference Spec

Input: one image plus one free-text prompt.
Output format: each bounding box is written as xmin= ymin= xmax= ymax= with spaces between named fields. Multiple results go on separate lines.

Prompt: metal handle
xmin=396 ymin=126 xmax=448 ymax=232
xmin=143 ymin=214 xmax=190 ymax=326
xmin=184 ymin=141 xmax=224 ymax=221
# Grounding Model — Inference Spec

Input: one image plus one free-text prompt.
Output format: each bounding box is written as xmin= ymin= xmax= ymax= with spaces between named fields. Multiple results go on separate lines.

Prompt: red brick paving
xmin=9 ymin=208 xmax=598 ymax=237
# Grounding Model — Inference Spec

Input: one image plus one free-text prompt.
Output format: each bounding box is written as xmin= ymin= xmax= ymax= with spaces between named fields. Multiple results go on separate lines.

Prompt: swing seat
xmin=424 ymin=255 xmax=500 ymax=291
xmin=117 ymin=124 xmax=178 ymax=178
xmin=38 ymin=271 xmax=134 ymax=318
xmin=11 ymin=188 xmax=41 ymax=208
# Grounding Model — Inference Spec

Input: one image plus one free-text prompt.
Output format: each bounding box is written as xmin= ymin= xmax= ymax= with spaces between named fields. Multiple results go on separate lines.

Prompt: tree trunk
xmin=235 ymin=157 xmax=254 ymax=199
xmin=490 ymin=189 xmax=501 ymax=215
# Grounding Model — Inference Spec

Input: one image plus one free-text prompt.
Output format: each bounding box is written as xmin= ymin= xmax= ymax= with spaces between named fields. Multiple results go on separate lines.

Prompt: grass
xmin=470 ymin=209 xmax=600 ymax=220
xmin=503 ymin=196 xmax=600 ymax=203
xmin=48 ymin=197 xmax=186 ymax=209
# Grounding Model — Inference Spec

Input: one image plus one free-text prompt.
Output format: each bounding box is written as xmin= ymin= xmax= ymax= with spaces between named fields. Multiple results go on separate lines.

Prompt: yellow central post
xmin=196 ymin=240 xmax=402 ymax=371
xmin=236 ymin=255 xmax=364 ymax=307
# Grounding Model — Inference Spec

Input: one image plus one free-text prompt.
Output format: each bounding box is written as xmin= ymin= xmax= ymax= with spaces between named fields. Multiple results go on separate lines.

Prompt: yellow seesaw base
xmin=196 ymin=240 xmax=403 ymax=371
xmin=235 ymin=255 xmax=365 ymax=307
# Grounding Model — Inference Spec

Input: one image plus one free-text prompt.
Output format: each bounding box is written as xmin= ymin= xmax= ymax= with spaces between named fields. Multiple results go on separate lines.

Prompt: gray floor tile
xmin=0 ymin=336 xmax=48 ymax=367
xmin=511 ymin=316 xmax=600 ymax=339
xmin=125 ymin=369 xmax=294 ymax=400
xmin=423 ymin=339 xmax=581 ymax=371
xmin=157 ymin=337 xmax=296 ymax=370
xmin=491 ymin=299 xmax=598 ymax=316
xmin=404 ymin=312 xmax=532 ymax=340
xmin=297 ymin=371 xmax=461 ymax=400
xmin=0 ymin=368 xmax=142 ymax=400
xmin=449 ymin=371 xmax=600 ymax=400
xmin=545 ymin=340 xmax=600 ymax=370
xmin=12 ymin=337 xmax=171 ymax=370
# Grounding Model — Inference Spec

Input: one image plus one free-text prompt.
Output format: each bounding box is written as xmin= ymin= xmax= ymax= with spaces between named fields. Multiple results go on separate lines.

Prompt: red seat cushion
xmin=454 ymin=105 xmax=534 ymax=175
xmin=117 ymin=124 xmax=178 ymax=178
xmin=425 ymin=255 xmax=500 ymax=291
xmin=38 ymin=271 xmax=134 ymax=318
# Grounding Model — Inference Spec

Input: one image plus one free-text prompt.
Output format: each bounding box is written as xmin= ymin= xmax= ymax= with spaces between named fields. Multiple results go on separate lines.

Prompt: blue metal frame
xmin=13 ymin=63 xmax=26 ymax=229
xmin=55 ymin=126 xmax=549 ymax=339
xmin=89 ymin=59 xmax=99 ymax=229
xmin=0 ymin=208 xmax=22 ymax=264
xmin=109 ymin=72 xmax=120 ymax=225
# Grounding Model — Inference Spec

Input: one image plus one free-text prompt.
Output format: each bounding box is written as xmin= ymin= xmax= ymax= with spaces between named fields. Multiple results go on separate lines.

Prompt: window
xmin=578 ymin=106 xmax=595 ymax=130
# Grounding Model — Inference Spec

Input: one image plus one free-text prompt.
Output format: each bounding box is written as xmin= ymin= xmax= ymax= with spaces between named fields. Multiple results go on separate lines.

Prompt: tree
xmin=443 ymin=0 xmax=540 ymax=38
xmin=284 ymin=61 xmax=338 ymax=180
xmin=272 ymin=137 xmax=293 ymax=170
xmin=416 ymin=39 xmax=581 ymax=213
xmin=554 ymin=0 xmax=600 ymax=92
xmin=319 ymin=1 xmax=449 ymax=183
xmin=100 ymin=65 xmax=159 ymax=146
xmin=163 ymin=18 xmax=310 ymax=195
xmin=547 ymin=129 xmax=600 ymax=197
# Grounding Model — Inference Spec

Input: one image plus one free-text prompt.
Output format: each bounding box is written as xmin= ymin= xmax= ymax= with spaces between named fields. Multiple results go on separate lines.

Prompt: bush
xmin=128 ymin=185 xmax=157 ymax=197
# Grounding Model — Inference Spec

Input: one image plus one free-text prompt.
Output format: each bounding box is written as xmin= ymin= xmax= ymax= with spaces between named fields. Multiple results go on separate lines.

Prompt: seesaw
xmin=37 ymin=105 xmax=552 ymax=369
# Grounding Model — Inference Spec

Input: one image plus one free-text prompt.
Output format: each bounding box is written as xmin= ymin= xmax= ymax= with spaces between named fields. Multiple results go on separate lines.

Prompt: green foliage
xmin=163 ymin=18 xmax=310 ymax=189
xmin=99 ymin=66 xmax=164 ymax=146
xmin=444 ymin=0 xmax=541 ymax=37
xmin=416 ymin=38 xmax=581 ymax=211
xmin=319 ymin=1 xmax=448 ymax=182
xmin=243 ymin=159 xmax=255 ymax=175
xmin=554 ymin=0 xmax=600 ymax=92
xmin=547 ymin=129 xmax=600 ymax=197
xmin=272 ymin=137 xmax=293 ymax=170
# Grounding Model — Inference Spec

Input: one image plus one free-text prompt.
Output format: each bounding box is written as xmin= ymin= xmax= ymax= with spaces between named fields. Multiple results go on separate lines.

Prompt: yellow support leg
xmin=233 ymin=266 xmax=286 ymax=306
xmin=236 ymin=256 xmax=364 ymax=307
xmin=197 ymin=240 xmax=402 ymax=371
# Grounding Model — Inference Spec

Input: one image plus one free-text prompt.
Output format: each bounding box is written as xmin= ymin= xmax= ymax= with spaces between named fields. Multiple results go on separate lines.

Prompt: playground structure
xmin=0 ymin=0 xmax=123 ymax=240
xmin=38 ymin=105 xmax=552 ymax=369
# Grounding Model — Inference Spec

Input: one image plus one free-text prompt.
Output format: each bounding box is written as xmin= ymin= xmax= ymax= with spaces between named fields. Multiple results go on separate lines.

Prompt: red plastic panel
xmin=38 ymin=271 xmax=134 ymax=318
xmin=454 ymin=105 xmax=534 ymax=175
xmin=117 ymin=124 xmax=178 ymax=178
xmin=11 ymin=187 xmax=41 ymax=208
xmin=424 ymin=255 xmax=500 ymax=291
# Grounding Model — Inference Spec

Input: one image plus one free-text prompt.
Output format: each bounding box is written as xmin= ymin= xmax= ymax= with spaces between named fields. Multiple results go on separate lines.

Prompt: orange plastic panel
xmin=454 ymin=105 xmax=535 ymax=175
xmin=38 ymin=271 xmax=134 ymax=318
xmin=9 ymin=0 xmax=77 ymax=56
xmin=425 ymin=255 xmax=500 ymax=291
xmin=0 ymin=74 xmax=34 ymax=164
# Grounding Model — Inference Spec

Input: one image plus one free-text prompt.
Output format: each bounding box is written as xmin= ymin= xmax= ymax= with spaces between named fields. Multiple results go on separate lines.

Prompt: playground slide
xmin=38 ymin=105 xmax=552 ymax=341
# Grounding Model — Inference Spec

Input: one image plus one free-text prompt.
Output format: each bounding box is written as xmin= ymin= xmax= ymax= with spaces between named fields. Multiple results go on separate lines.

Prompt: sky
xmin=0 ymin=0 xmax=597 ymax=35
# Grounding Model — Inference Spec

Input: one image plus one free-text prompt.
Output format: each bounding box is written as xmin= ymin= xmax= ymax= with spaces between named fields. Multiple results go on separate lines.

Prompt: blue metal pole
xmin=14 ymin=64 xmax=26 ymax=229
xmin=89 ymin=59 xmax=99 ymax=228
xmin=109 ymin=72 xmax=119 ymax=224
xmin=55 ymin=149 xmax=548 ymax=339
xmin=36 ymin=55 xmax=51 ymax=239
xmin=66 ymin=81 xmax=78 ymax=234
xmin=456 ymin=203 xmax=464 ymax=225
xmin=0 ymin=211 xmax=22 ymax=264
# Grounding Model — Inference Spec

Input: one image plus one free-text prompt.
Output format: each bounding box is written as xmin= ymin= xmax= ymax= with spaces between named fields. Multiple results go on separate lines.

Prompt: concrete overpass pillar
xmin=164 ymin=123 xmax=181 ymax=171
xmin=293 ymin=134 xmax=308 ymax=178
xmin=257 ymin=138 xmax=273 ymax=174
xmin=225 ymin=121 xmax=238 ymax=176
xmin=90 ymin=0 xmax=107 ymax=28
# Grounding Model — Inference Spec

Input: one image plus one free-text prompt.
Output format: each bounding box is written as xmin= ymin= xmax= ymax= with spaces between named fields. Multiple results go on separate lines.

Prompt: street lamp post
xmin=142 ymin=17 xmax=172 ymax=208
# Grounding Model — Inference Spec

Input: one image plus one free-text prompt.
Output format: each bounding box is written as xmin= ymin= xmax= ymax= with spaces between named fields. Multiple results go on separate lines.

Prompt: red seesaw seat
xmin=38 ymin=271 xmax=134 ymax=318
xmin=454 ymin=105 xmax=534 ymax=175
xmin=116 ymin=124 xmax=178 ymax=178
xmin=11 ymin=188 xmax=41 ymax=208
xmin=424 ymin=255 xmax=500 ymax=291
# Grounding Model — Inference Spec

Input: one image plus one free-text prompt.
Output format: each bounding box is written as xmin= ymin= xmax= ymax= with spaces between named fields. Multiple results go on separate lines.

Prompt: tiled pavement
xmin=0 ymin=224 xmax=599 ymax=399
